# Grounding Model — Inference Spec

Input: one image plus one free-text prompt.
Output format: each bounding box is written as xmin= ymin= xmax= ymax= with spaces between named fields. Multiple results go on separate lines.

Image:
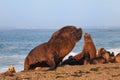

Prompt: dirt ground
xmin=0 ymin=63 xmax=120 ymax=80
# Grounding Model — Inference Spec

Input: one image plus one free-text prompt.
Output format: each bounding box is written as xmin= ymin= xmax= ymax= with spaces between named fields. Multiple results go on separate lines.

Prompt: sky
xmin=0 ymin=0 xmax=120 ymax=29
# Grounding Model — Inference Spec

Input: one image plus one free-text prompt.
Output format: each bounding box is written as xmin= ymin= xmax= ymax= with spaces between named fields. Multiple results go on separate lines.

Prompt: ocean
xmin=0 ymin=28 xmax=120 ymax=72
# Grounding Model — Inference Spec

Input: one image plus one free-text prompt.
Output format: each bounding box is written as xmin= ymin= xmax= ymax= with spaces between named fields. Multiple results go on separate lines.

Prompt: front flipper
xmin=47 ymin=56 xmax=57 ymax=70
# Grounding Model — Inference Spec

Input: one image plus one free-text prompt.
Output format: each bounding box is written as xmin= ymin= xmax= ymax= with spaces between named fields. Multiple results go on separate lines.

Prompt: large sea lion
xmin=24 ymin=25 xmax=82 ymax=71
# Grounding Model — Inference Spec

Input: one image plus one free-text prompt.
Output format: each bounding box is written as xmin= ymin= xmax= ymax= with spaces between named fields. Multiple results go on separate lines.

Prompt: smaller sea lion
xmin=115 ymin=53 xmax=120 ymax=63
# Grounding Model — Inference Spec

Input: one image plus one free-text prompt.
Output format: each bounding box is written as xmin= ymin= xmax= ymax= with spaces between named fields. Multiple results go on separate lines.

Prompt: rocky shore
xmin=0 ymin=63 xmax=120 ymax=80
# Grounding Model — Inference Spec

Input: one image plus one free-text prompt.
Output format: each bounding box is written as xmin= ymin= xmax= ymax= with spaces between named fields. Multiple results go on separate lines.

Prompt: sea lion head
xmin=84 ymin=33 xmax=92 ymax=42
xmin=50 ymin=25 xmax=82 ymax=43
xmin=70 ymin=27 xmax=82 ymax=42
xmin=7 ymin=65 xmax=16 ymax=73
xmin=97 ymin=48 xmax=106 ymax=57
xmin=109 ymin=52 xmax=115 ymax=63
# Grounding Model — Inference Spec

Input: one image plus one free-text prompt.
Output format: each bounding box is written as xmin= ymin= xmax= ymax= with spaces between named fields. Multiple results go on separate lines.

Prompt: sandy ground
xmin=0 ymin=63 xmax=120 ymax=80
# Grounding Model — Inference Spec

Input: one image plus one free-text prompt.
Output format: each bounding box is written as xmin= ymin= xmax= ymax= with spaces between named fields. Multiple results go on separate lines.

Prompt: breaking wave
xmin=108 ymin=48 xmax=120 ymax=55
xmin=0 ymin=54 xmax=26 ymax=72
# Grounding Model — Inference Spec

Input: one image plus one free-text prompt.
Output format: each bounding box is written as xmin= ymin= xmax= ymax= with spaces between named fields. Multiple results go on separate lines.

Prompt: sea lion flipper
xmin=47 ymin=57 xmax=56 ymax=70
xmin=49 ymin=63 xmax=56 ymax=70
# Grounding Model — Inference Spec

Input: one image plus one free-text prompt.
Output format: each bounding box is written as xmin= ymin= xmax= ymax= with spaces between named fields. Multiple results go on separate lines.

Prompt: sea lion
xmin=97 ymin=48 xmax=106 ymax=57
xmin=7 ymin=65 xmax=16 ymax=73
xmin=115 ymin=53 xmax=120 ymax=63
xmin=91 ymin=48 xmax=115 ymax=64
xmin=2 ymin=65 xmax=16 ymax=76
xmin=73 ymin=33 xmax=96 ymax=61
xmin=24 ymin=25 xmax=82 ymax=71
xmin=61 ymin=56 xmax=82 ymax=65
xmin=109 ymin=52 xmax=115 ymax=63
xmin=61 ymin=33 xmax=96 ymax=65
xmin=102 ymin=52 xmax=111 ymax=63
xmin=97 ymin=48 xmax=113 ymax=63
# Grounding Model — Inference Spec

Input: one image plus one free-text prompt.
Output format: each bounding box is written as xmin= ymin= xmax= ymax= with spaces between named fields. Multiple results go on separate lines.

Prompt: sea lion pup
xmin=97 ymin=48 xmax=114 ymax=63
xmin=24 ymin=26 xmax=82 ymax=71
xmin=101 ymin=51 xmax=111 ymax=63
xmin=115 ymin=53 xmax=120 ymax=63
xmin=7 ymin=65 xmax=16 ymax=73
xmin=90 ymin=50 xmax=106 ymax=64
xmin=109 ymin=52 xmax=115 ymax=63
xmin=97 ymin=48 xmax=106 ymax=57
xmin=73 ymin=33 xmax=96 ymax=61
xmin=3 ymin=65 xmax=16 ymax=75
xmin=61 ymin=55 xmax=81 ymax=65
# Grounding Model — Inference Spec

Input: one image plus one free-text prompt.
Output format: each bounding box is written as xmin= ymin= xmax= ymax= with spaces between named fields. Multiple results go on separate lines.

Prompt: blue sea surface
xmin=0 ymin=28 xmax=120 ymax=72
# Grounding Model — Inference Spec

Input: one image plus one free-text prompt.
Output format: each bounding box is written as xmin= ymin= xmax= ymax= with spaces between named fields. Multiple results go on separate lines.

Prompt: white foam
xmin=14 ymin=65 xmax=24 ymax=72
xmin=108 ymin=48 xmax=120 ymax=55
xmin=0 ymin=48 xmax=120 ymax=72
xmin=0 ymin=54 xmax=26 ymax=72
xmin=4 ymin=46 xmax=17 ymax=50
xmin=0 ymin=67 xmax=8 ymax=73
xmin=63 ymin=52 xmax=79 ymax=61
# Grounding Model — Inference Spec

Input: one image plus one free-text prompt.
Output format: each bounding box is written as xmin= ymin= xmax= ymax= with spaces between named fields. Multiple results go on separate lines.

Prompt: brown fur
xmin=90 ymin=57 xmax=106 ymax=64
xmin=97 ymin=48 xmax=115 ymax=63
xmin=102 ymin=52 xmax=111 ymax=63
xmin=92 ymin=48 xmax=115 ymax=64
xmin=109 ymin=52 xmax=115 ymax=63
xmin=115 ymin=53 xmax=120 ymax=63
xmin=73 ymin=33 xmax=96 ymax=61
xmin=24 ymin=26 xmax=82 ymax=71
xmin=83 ymin=51 xmax=90 ymax=65
xmin=97 ymin=48 xmax=106 ymax=57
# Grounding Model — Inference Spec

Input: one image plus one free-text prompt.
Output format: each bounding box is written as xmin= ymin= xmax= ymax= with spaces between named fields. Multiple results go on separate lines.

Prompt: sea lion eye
xmin=71 ymin=30 xmax=74 ymax=34
xmin=71 ymin=30 xmax=76 ymax=34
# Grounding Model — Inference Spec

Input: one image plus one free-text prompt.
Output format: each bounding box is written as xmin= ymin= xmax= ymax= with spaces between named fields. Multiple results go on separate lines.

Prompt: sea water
xmin=0 ymin=28 xmax=120 ymax=72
